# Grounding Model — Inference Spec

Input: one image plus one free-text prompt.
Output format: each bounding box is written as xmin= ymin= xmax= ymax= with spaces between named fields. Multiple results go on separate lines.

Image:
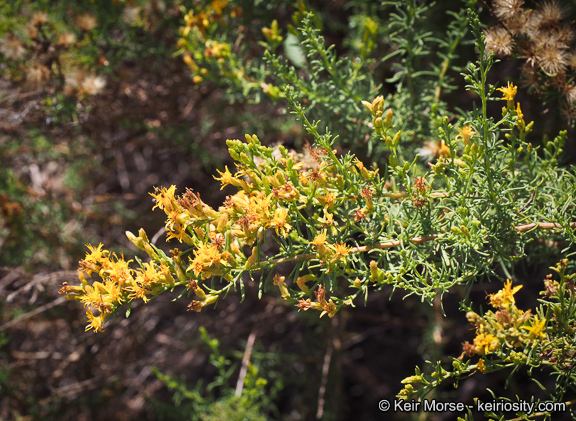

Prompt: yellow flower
xmin=189 ymin=243 xmax=227 ymax=279
xmin=163 ymin=209 xmax=195 ymax=244
xmin=103 ymin=280 xmax=124 ymax=304
xmin=489 ymin=279 xmax=522 ymax=309
xmin=477 ymin=358 xmax=486 ymax=373
xmin=80 ymin=283 xmax=101 ymax=306
xmin=130 ymin=284 xmax=151 ymax=303
xmin=311 ymin=230 xmax=327 ymax=248
xmin=456 ymin=125 xmax=476 ymax=145
xmin=320 ymin=299 xmax=338 ymax=318
xmin=273 ymin=273 xmax=290 ymax=300
xmin=102 ymin=254 xmax=135 ymax=288
xmin=214 ymin=166 xmax=243 ymax=189
xmin=473 ymin=332 xmax=499 ymax=355
xmin=85 ymin=308 xmax=106 ymax=332
xmin=317 ymin=192 xmax=337 ymax=208
xmin=515 ymin=102 xmax=524 ymax=121
xmin=187 ymin=294 xmax=218 ymax=312
xmin=497 ymin=82 xmax=517 ymax=102
xmin=268 ymin=207 xmax=292 ymax=237
xmin=332 ymin=242 xmax=350 ymax=262
xmin=150 ymin=185 xmax=178 ymax=213
xmin=135 ymin=262 xmax=161 ymax=287
xmin=522 ymin=314 xmax=547 ymax=339
xmin=301 ymin=285 xmax=338 ymax=318
xmin=59 ymin=282 xmax=84 ymax=300
xmin=79 ymin=243 xmax=107 ymax=277
xmin=84 ymin=243 xmax=107 ymax=264
xmin=317 ymin=210 xmax=337 ymax=235
xmin=272 ymin=182 xmax=299 ymax=202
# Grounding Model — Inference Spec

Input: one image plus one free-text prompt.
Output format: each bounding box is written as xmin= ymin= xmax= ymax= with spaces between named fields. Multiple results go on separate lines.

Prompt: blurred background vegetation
xmin=0 ymin=0 xmax=575 ymax=420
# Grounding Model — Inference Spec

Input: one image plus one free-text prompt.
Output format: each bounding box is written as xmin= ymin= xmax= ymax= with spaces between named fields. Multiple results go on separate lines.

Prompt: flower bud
xmin=384 ymin=108 xmax=393 ymax=128
xmin=138 ymin=228 xmax=149 ymax=243
xmin=144 ymin=243 xmax=159 ymax=260
xmin=392 ymin=130 xmax=402 ymax=148
xmin=361 ymin=100 xmax=373 ymax=114
xmin=372 ymin=96 xmax=384 ymax=116
xmin=126 ymin=231 xmax=144 ymax=250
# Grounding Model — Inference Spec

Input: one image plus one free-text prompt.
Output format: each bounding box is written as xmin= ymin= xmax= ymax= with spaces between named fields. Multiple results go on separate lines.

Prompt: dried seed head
xmin=462 ymin=341 xmax=477 ymax=358
xmin=533 ymin=27 xmax=573 ymax=51
xmin=493 ymin=0 xmax=525 ymax=20
xmin=537 ymin=45 xmax=568 ymax=75
xmin=416 ymin=140 xmax=440 ymax=162
xmin=484 ymin=27 xmax=514 ymax=56
xmin=56 ymin=32 xmax=77 ymax=47
xmin=505 ymin=10 xmax=534 ymax=35
xmin=566 ymin=85 xmax=576 ymax=105
xmin=0 ymin=34 xmax=26 ymax=60
xmin=25 ymin=63 xmax=50 ymax=89
xmin=63 ymin=68 xmax=86 ymax=92
xmin=534 ymin=0 xmax=565 ymax=29
xmin=122 ymin=6 xmax=141 ymax=25
xmin=25 ymin=22 xmax=38 ymax=39
xmin=553 ymin=25 xmax=575 ymax=46
xmin=520 ymin=63 xmax=541 ymax=93
xmin=81 ymin=74 xmax=106 ymax=95
xmin=569 ymin=51 xmax=576 ymax=68
xmin=30 ymin=12 xmax=48 ymax=28
xmin=76 ymin=13 xmax=98 ymax=31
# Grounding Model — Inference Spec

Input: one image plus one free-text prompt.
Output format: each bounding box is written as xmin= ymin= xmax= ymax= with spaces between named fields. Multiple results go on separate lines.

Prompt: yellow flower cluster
xmin=178 ymin=0 xmax=240 ymax=83
xmin=62 ymin=134 xmax=378 ymax=330
xmin=59 ymin=241 xmax=176 ymax=332
xmin=180 ymin=0 xmax=235 ymax=37
xmin=462 ymin=280 xmax=547 ymax=358
xmin=150 ymin=185 xmax=218 ymax=244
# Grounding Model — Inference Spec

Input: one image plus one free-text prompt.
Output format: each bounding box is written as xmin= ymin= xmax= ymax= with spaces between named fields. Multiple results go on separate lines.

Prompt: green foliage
xmin=49 ymin=0 xmax=576 ymax=419
xmin=0 ymin=127 xmax=100 ymax=268
xmin=151 ymin=327 xmax=279 ymax=421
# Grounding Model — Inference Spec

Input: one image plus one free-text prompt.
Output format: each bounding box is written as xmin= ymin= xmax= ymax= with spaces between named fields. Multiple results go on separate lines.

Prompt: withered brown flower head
xmin=566 ymin=85 xmax=576 ymax=105
xmin=25 ymin=63 xmax=50 ymax=89
xmin=0 ymin=34 xmax=26 ymax=60
xmin=484 ymin=27 xmax=514 ymax=56
xmin=31 ymin=12 xmax=48 ymax=28
xmin=493 ymin=0 xmax=525 ymax=20
xmin=77 ymin=13 xmax=98 ymax=31
xmin=537 ymin=45 xmax=568 ymax=75
xmin=534 ymin=0 xmax=565 ymax=29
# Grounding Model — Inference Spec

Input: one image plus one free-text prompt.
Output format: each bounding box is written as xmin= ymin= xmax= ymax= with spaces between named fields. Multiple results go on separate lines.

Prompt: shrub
xmin=58 ymin=1 xmax=576 ymax=419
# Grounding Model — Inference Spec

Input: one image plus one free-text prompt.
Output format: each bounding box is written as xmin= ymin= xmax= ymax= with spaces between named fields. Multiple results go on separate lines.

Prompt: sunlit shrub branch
xmin=399 ymin=260 xmax=576 ymax=420
xmin=58 ymin=2 xmax=576 ymax=417
xmin=60 ymin=6 xmax=575 ymax=328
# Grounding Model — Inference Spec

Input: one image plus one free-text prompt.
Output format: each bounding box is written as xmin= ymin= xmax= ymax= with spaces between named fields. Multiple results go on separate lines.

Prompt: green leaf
xmin=284 ymin=32 xmax=306 ymax=68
